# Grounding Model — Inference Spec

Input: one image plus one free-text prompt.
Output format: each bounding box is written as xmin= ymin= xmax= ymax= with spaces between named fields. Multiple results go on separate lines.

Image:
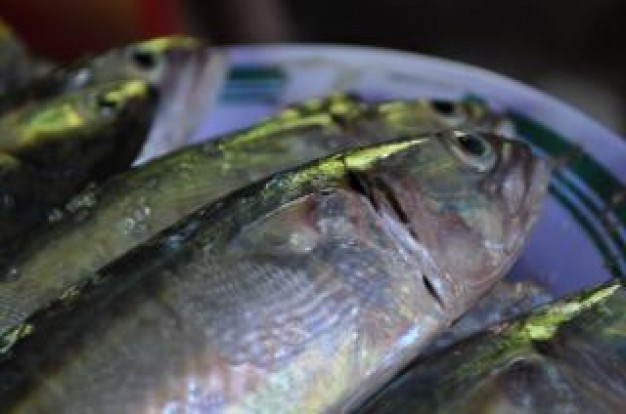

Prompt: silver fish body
xmin=0 ymin=131 xmax=548 ymax=413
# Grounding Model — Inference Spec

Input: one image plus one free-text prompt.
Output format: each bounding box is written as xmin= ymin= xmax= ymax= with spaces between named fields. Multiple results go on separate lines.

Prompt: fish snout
xmin=495 ymin=140 xmax=550 ymax=260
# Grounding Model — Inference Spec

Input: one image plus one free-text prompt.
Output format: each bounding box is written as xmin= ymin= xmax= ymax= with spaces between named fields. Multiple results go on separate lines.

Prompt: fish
xmin=0 ymin=80 xmax=157 ymax=259
xmin=1 ymin=36 xmax=203 ymax=108
xmin=0 ymin=130 xmax=549 ymax=413
xmin=0 ymin=36 xmax=224 ymax=160
xmin=0 ymin=18 xmax=50 ymax=97
xmin=0 ymin=95 xmax=510 ymax=334
xmin=358 ymin=281 xmax=625 ymax=413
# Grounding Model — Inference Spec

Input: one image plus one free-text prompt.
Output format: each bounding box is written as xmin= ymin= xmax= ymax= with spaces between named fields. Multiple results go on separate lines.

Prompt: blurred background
xmin=0 ymin=0 xmax=623 ymax=133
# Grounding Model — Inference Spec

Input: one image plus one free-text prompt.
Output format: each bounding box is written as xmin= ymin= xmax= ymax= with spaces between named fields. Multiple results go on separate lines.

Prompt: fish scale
xmin=174 ymin=242 xmax=386 ymax=368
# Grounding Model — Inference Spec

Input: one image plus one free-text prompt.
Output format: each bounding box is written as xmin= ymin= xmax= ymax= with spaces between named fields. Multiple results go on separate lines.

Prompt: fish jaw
xmin=492 ymin=141 xmax=551 ymax=279
xmin=435 ymin=135 xmax=552 ymax=300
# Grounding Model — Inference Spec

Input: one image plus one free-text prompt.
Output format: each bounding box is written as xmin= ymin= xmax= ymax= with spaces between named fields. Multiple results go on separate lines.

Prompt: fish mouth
xmin=135 ymin=46 xmax=227 ymax=164
xmin=498 ymin=141 xmax=551 ymax=272
xmin=495 ymin=137 xmax=551 ymax=219
xmin=512 ymin=144 xmax=551 ymax=231
xmin=522 ymin=156 xmax=551 ymax=224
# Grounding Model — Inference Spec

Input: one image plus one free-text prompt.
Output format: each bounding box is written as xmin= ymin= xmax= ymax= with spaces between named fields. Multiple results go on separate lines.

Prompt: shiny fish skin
xmin=0 ymin=80 xmax=157 ymax=258
xmin=0 ymin=132 xmax=548 ymax=413
xmin=0 ymin=95 xmax=505 ymax=335
xmin=359 ymin=282 xmax=625 ymax=414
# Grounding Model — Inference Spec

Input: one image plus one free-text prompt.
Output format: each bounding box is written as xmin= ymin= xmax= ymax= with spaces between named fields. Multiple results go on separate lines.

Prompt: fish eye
xmin=431 ymin=100 xmax=456 ymax=116
xmin=96 ymin=94 xmax=121 ymax=116
xmin=448 ymin=132 xmax=496 ymax=172
xmin=131 ymin=49 xmax=158 ymax=70
xmin=458 ymin=133 xmax=487 ymax=157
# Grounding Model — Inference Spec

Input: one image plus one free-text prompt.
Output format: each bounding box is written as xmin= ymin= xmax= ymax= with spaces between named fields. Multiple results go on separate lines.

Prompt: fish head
xmin=69 ymin=79 xmax=158 ymax=175
xmin=45 ymin=79 xmax=156 ymax=134
xmin=117 ymin=36 xmax=215 ymax=88
xmin=375 ymin=99 xmax=510 ymax=134
xmin=130 ymin=37 xmax=226 ymax=161
xmin=0 ymin=18 xmax=38 ymax=95
xmin=366 ymin=130 xmax=550 ymax=317
xmin=63 ymin=36 xmax=207 ymax=88
xmin=4 ymin=80 xmax=156 ymax=173
xmin=45 ymin=36 xmax=224 ymax=163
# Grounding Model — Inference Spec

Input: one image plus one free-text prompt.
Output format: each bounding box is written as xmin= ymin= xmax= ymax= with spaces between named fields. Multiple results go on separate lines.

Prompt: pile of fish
xmin=0 ymin=19 xmax=621 ymax=413
xmin=360 ymin=281 xmax=626 ymax=413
